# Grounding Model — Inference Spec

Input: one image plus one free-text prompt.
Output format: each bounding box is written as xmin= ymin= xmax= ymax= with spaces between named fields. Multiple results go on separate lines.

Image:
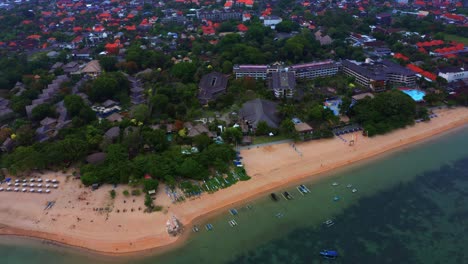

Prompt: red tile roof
xmin=237 ymin=24 xmax=248 ymax=32
xmin=393 ymin=53 xmax=409 ymax=61
xmin=406 ymin=64 xmax=436 ymax=81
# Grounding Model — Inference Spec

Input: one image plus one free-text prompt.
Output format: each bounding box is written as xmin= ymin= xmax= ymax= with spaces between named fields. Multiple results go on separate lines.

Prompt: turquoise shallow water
xmin=0 ymin=126 xmax=467 ymax=264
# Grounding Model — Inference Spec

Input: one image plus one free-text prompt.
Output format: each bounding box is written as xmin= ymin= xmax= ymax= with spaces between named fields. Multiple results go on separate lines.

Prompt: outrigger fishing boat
xmin=206 ymin=224 xmax=213 ymax=231
xmin=320 ymin=250 xmax=339 ymax=259
xmin=228 ymin=219 xmax=238 ymax=227
xmin=229 ymin=208 xmax=238 ymax=215
xmin=323 ymin=219 xmax=334 ymax=227
xmin=282 ymin=191 xmax=293 ymax=200
xmin=192 ymin=225 xmax=200 ymax=232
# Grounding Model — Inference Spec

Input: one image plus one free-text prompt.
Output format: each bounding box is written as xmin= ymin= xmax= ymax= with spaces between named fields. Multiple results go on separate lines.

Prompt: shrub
xmin=131 ymin=189 xmax=141 ymax=196
xmin=110 ymin=189 xmax=116 ymax=199
xmin=123 ymin=190 xmax=130 ymax=196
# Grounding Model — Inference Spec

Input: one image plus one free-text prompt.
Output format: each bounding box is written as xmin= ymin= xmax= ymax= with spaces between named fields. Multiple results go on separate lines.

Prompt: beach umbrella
xmin=46 ymin=189 xmax=50 ymax=193
xmin=45 ymin=179 xmax=50 ymax=182
xmin=37 ymin=184 xmax=42 ymax=187
xmin=14 ymin=183 xmax=19 ymax=187
xmin=46 ymin=184 xmax=50 ymax=188
xmin=30 ymin=183 xmax=35 ymax=187
xmin=22 ymin=179 xmax=27 ymax=183
xmin=15 ymin=179 xmax=19 ymax=183
xmin=0 ymin=188 xmax=3 ymax=191
xmin=53 ymin=184 xmax=58 ymax=189
xmin=30 ymin=178 xmax=35 ymax=182
xmin=5 ymin=178 xmax=11 ymax=182
xmin=30 ymin=188 xmax=35 ymax=192
xmin=7 ymin=187 xmax=11 ymax=191
xmin=37 ymin=179 xmax=43 ymax=182
xmin=22 ymin=188 xmax=27 ymax=192
xmin=38 ymin=189 xmax=43 ymax=193
xmin=14 ymin=188 xmax=19 ymax=192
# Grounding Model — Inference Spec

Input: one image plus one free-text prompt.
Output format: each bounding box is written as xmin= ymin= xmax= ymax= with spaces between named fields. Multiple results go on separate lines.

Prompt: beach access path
xmin=0 ymin=107 xmax=467 ymax=255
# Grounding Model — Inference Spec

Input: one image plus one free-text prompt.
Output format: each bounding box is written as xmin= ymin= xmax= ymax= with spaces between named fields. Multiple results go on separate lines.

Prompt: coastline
xmin=0 ymin=107 xmax=467 ymax=256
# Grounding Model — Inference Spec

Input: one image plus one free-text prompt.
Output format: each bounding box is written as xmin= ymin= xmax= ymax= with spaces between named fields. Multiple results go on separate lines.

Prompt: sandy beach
xmin=0 ymin=107 xmax=467 ymax=255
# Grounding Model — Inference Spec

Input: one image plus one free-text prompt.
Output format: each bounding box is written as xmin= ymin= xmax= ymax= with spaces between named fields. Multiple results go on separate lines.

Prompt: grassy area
xmin=252 ymin=134 xmax=289 ymax=145
xmin=442 ymin=34 xmax=468 ymax=45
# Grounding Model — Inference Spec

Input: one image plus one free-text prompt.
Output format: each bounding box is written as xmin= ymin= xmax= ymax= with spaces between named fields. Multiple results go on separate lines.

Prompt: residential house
xmin=63 ymin=62 xmax=81 ymax=74
xmin=198 ymin=72 xmax=228 ymax=104
xmin=186 ymin=123 xmax=215 ymax=138
xmin=239 ymin=99 xmax=281 ymax=130
xmin=81 ymin=60 xmax=102 ymax=78
xmin=263 ymin=16 xmax=282 ymax=29
xmin=294 ymin=122 xmax=313 ymax=140
xmin=104 ymin=126 xmax=120 ymax=142
xmin=314 ymin=30 xmax=333 ymax=46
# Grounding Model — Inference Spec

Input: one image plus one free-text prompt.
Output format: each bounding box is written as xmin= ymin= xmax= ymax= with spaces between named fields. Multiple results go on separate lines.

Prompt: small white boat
xmin=346 ymin=184 xmax=352 ymax=188
xmin=352 ymin=188 xmax=358 ymax=193
xmin=332 ymin=182 xmax=339 ymax=186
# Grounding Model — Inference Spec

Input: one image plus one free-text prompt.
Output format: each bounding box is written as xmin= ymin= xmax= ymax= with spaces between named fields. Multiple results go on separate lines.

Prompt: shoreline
xmin=0 ymin=107 xmax=467 ymax=256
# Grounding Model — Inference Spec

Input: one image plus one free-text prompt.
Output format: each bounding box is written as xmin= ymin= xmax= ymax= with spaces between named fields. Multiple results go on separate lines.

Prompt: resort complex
xmin=0 ymin=0 xmax=467 ymax=259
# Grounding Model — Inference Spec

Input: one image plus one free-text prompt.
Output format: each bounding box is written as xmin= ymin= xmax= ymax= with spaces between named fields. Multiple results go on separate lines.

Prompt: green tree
xmin=255 ymin=121 xmax=271 ymax=136
xmin=142 ymin=129 xmax=169 ymax=152
xmin=99 ymin=56 xmax=118 ymax=72
xmin=171 ymin=62 xmax=197 ymax=83
xmin=143 ymin=178 xmax=159 ymax=192
xmin=131 ymin=104 xmax=149 ymax=123
xmin=31 ymin=103 xmax=54 ymax=121
xmin=64 ymin=95 xmax=86 ymax=117
xmin=222 ymin=127 xmax=242 ymax=143
xmin=193 ymin=134 xmax=212 ymax=151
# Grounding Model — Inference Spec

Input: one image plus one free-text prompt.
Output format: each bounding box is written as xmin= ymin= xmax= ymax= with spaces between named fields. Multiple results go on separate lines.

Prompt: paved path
xmin=237 ymin=139 xmax=293 ymax=150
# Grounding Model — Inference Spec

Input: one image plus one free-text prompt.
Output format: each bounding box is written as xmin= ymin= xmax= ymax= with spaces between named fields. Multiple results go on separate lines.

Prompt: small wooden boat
xmin=192 ymin=225 xmax=199 ymax=232
xmin=323 ymin=219 xmax=334 ymax=227
xmin=282 ymin=191 xmax=293 ymax=200
xmin=300 ymin=184 xmax=310 ymax=193
xmin=205 ymin=224 xmax=213 ymax=231
xmin=297 ymin=186 xmax=305 ymax=195
xmin=229 ymin=208 xmax=238 ymax=215
xmin=270 ymin=193 xmax=279 ymax=201
xmin=320 ymin=250 xmax=339 ymax=259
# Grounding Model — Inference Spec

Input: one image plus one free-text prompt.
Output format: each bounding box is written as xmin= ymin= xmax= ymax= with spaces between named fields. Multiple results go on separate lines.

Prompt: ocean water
xmin=0 ymin=126 xmax=467 ymax=264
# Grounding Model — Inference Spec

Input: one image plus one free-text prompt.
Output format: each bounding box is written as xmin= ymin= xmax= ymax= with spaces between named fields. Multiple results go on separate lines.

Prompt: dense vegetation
xmin=349 ymin=90 xmax=421 ymax=136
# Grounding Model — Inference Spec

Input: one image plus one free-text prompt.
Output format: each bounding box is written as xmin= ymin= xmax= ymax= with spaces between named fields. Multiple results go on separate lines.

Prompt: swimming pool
xmin=399 ymin=89 xmax=426 ymax=102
